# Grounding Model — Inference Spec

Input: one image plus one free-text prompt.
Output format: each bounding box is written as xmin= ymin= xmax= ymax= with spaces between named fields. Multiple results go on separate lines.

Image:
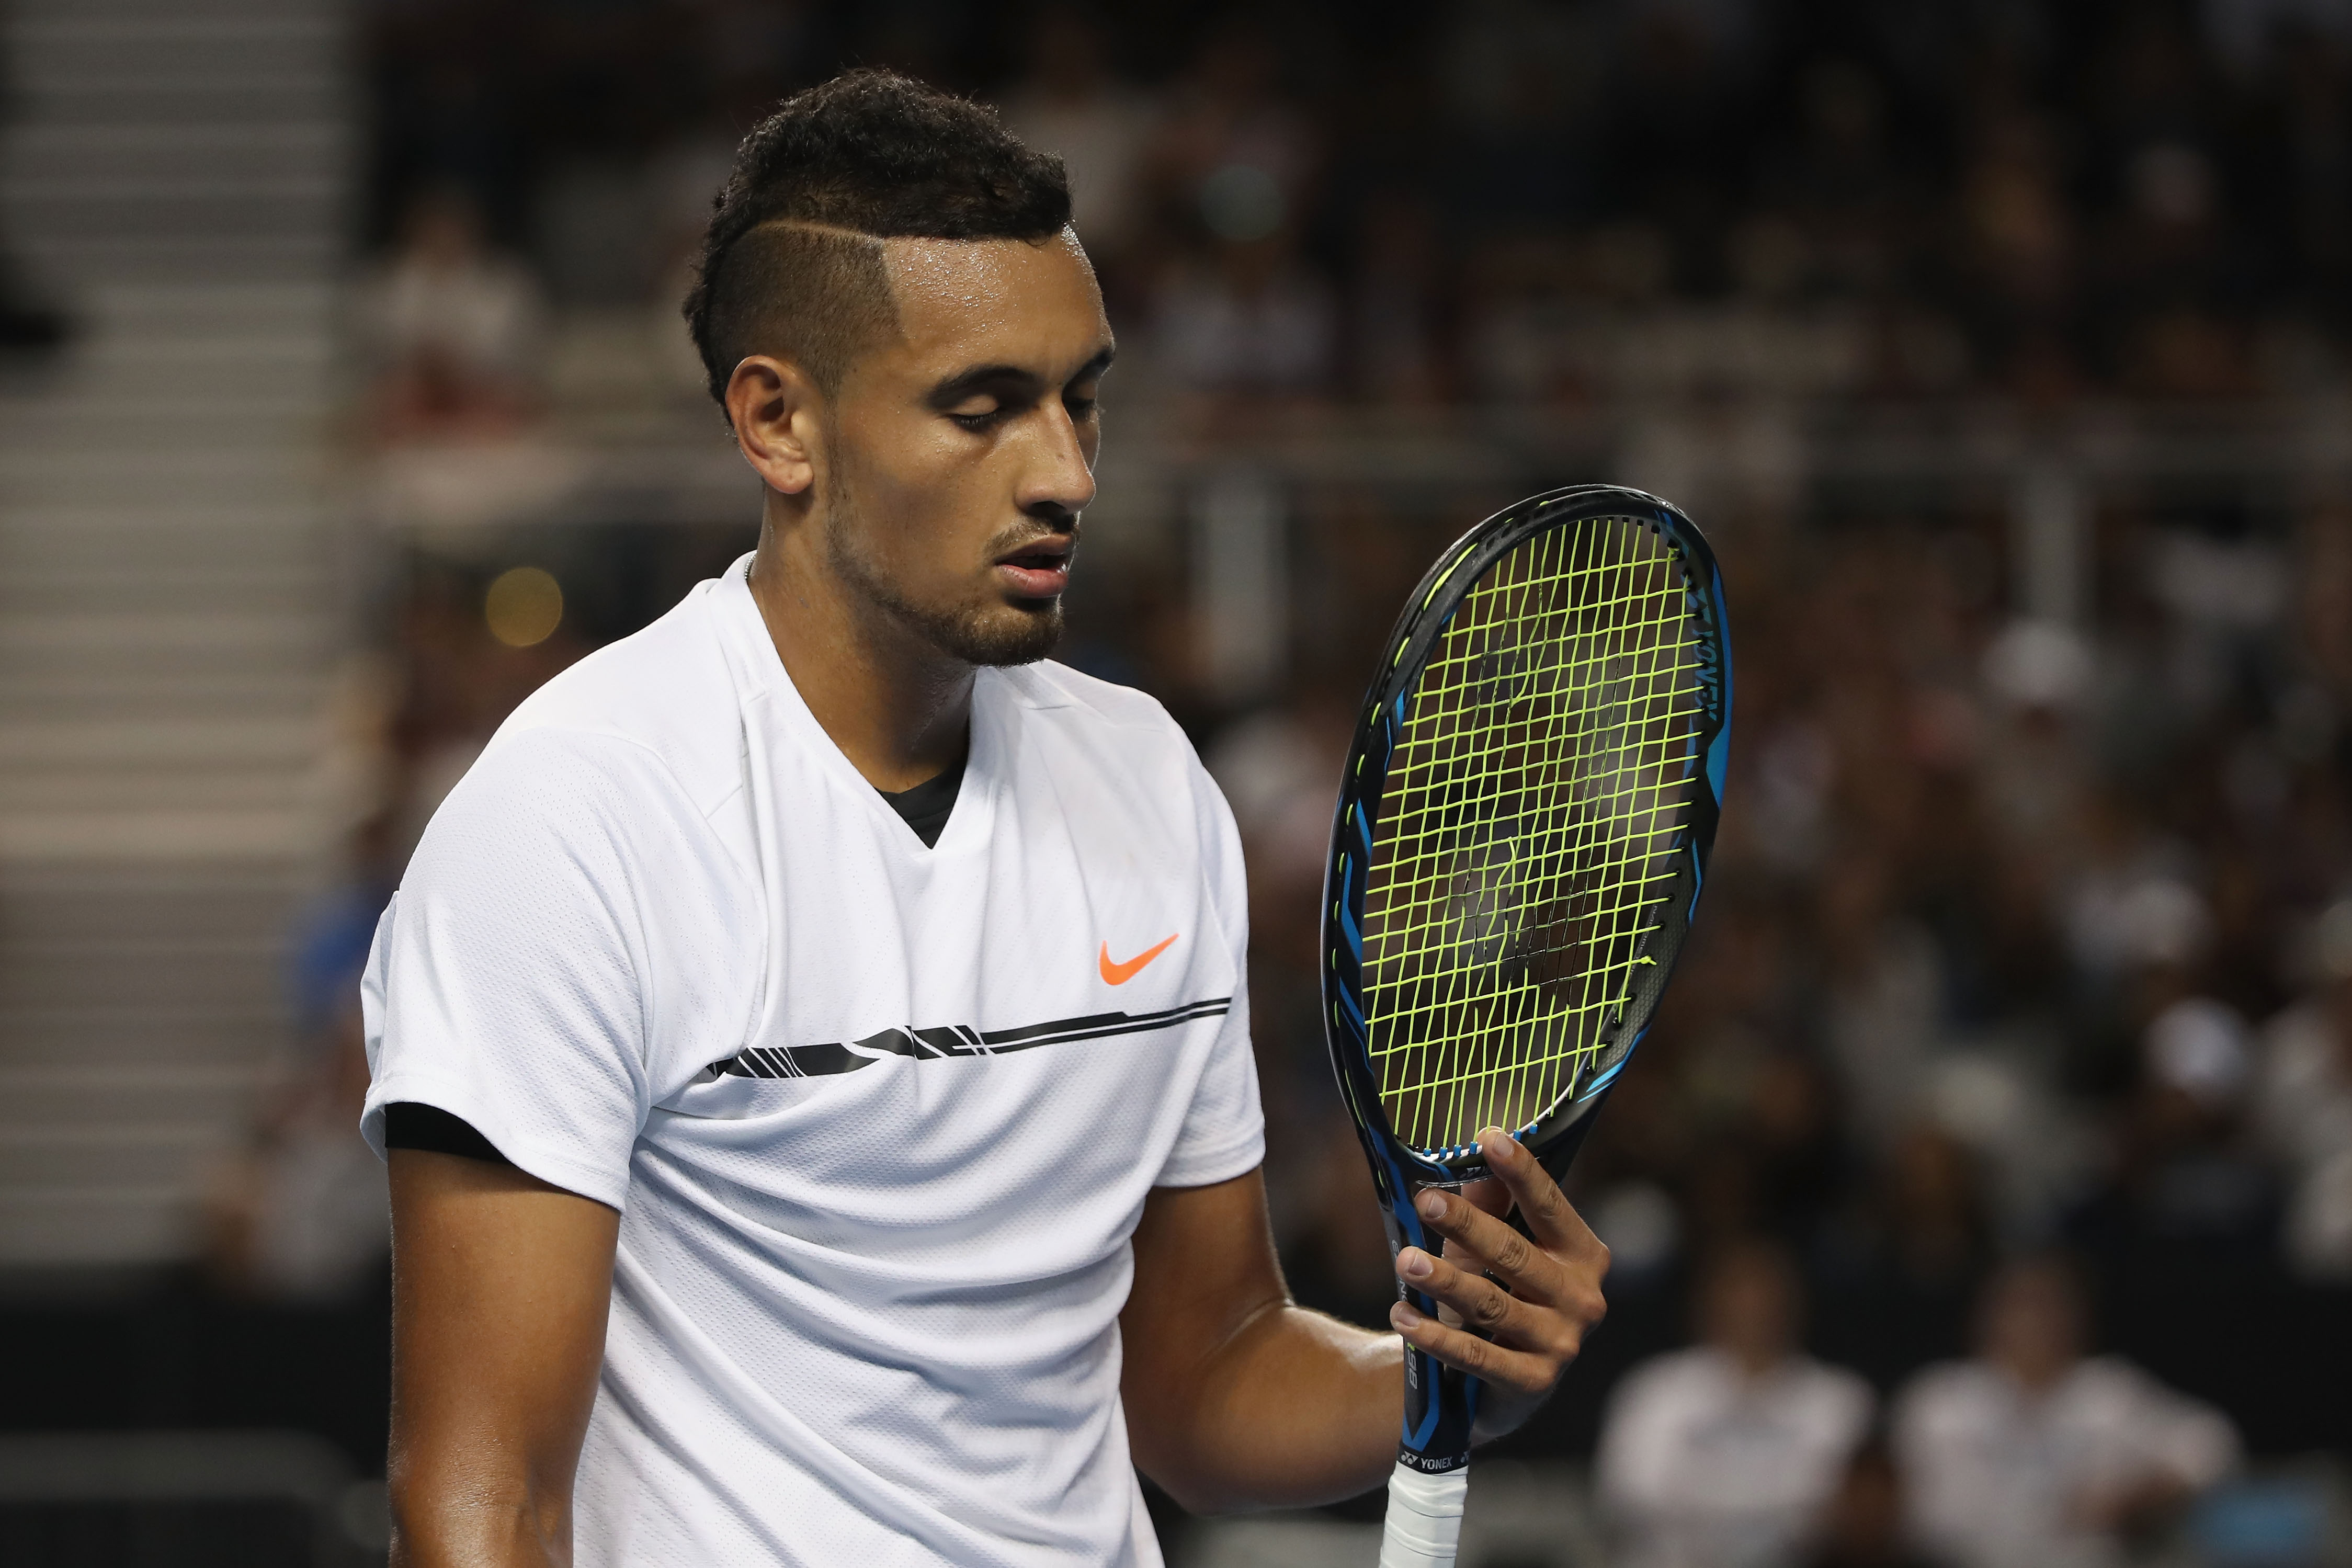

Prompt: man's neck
xmin=1995 ymin=1355 xmax=2072 ymax=1399
xmin=1722 ymin=1345 xmax=1787 ymax=1384
xmin=745 ymin=520 xmax=972 ymax=793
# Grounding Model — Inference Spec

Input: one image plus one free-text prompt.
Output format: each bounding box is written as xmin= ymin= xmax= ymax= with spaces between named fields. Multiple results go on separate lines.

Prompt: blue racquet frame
xmin=1317 ymin=484 xmax=1732 ymax=1487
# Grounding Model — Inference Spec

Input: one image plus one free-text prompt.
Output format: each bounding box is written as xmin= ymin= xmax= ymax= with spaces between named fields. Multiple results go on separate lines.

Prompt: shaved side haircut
xmin=683 ymin=71 xmax=1073 ymax=421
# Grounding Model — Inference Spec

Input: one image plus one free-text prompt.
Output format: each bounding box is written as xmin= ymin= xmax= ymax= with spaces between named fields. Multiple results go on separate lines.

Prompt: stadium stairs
xmin=0 ymin=0 xmax=346 ymax=1277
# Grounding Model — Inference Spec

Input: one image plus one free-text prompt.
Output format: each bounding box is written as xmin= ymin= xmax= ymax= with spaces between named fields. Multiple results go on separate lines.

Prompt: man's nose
xmin=1017 ymin=401 xmax=1097 ymax=520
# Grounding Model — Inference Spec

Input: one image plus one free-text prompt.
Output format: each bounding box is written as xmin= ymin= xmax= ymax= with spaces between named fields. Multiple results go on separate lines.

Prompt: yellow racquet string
xmin=1361 ymin=515 xmax=1700 ymax=1153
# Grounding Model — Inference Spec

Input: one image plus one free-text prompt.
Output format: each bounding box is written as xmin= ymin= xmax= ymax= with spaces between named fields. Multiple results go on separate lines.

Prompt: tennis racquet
xmin=1317 ymin=485 xmax=1731 ymax=1568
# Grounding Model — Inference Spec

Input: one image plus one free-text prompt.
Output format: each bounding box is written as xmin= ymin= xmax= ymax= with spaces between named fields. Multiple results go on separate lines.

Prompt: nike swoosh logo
xmin=1099 ymin=933 xmax=1178 ymax=985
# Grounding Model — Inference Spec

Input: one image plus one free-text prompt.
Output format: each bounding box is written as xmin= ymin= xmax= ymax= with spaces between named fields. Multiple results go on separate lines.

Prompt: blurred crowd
xmin=1218 ymin=491 xmax=2352 ymax=1561
xmin=177 ymin=1 xmax=2352 ymax=1562
xmin=349 ymin=0 xmax=2352 ymax=435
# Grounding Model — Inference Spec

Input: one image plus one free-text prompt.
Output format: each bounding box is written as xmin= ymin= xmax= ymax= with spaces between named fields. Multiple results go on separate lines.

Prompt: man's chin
xmin=923 ymin=599 xmax=1064 ymax=667
xmin=834 ymin=540 xmax=1065 ymax=668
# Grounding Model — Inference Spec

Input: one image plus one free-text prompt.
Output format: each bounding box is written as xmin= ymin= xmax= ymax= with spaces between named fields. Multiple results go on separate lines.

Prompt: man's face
xmin=1700 ymin=1251 xmax=1797 ymax=1371
xmin=1982 ymin=1265 xmax=2082 ymax=1385
xmin=820 ymin=230 xmax=1111 ymax=666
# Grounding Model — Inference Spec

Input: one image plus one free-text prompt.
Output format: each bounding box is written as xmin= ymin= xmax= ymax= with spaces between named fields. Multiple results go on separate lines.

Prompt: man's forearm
xmin=1122 ymin=1151 xmax=1608 ymax=1518
xmin=389 ymin=1493 xmax=567 ymax=1568
xmin=1147 ymin=1302 xmax=1401 ymax=1514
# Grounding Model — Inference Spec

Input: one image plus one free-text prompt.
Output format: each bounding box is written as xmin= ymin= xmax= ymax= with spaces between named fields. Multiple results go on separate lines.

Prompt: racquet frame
xmin=1317 ymin=484 xmax=1730 ymax=1481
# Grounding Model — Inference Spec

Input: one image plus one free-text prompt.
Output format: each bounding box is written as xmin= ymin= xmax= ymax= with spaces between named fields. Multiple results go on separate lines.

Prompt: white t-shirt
xmin=361 ymin=558 xmax=1265 ymax=1566
xmin=1894 ymin=1356 xmax=2240 ymax=1568
xmin=1596 ymin=1346 xmax=1873 ymax=1568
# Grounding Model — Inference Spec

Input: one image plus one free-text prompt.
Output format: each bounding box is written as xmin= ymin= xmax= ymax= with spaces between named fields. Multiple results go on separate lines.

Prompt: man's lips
xmin=994 ymin=537 xmax=1074 ymax=599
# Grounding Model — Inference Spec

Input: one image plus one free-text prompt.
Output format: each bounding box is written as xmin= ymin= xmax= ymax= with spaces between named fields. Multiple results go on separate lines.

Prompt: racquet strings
xmin=1361 ymin=515 xmax=1701 ymax=1154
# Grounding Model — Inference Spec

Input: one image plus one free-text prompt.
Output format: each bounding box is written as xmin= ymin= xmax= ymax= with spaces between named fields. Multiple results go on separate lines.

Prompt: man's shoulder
xmin=993 ymin=662 xmax=1205 ymax=782
xmin=2057 ymin=1356 xmax=2178 ymax=1417
xmin=1614 ymin=1345 xmax=1730 ymax=1406
xmin=997 ymin=662 xmax=1235 ymax=837
xmin=997 ymin=659 xmax=1184 ymax=734
xmin=1782 ymin=1355 xmax=1874 ymax=1422
xmin=487 ymin=580 xmax=745 ymax=816
xmin=1893 ymin=1359 xmax=2005 ymax=1428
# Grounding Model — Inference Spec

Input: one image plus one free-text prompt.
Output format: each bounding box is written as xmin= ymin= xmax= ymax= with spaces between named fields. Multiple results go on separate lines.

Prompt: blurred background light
xmin=1200 ymin=164 xmax=1286 ymax=243
xmin=484 ymin=566 xmax=563 ymax=649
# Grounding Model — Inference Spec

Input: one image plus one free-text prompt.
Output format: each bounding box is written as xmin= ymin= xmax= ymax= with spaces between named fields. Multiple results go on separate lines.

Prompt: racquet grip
xmin=1378 ymin=1461 xmax=1467 ymax=1568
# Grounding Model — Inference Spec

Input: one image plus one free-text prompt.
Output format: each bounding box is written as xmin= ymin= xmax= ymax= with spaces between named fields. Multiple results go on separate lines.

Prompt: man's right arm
xmin=389 ymin=1148 xmax=620 ymax=1568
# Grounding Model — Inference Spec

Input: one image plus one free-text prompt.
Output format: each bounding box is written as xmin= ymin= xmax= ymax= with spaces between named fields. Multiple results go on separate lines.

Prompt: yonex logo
xmin=1685 ymin=578 xmax=1726 ymax=723
xmin=1099 ymin=933 xmax=1178 ymax=986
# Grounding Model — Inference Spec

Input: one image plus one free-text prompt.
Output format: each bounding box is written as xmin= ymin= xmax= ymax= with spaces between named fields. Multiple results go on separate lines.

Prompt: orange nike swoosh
xmin=1099 ymin=934 xmax=1178 ymax=986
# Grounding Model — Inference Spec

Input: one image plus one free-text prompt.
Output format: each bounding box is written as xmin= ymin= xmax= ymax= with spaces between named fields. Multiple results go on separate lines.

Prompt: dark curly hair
xmin=682 ymin=71 xmax=1072 ymax=420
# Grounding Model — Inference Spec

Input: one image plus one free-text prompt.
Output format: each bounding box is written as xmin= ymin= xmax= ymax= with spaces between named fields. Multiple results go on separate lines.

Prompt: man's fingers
xmin=1438 ymin=1227 xmax=1489 ymax=1278
xmin=1473 ymin=1128 xmax=1609 ymax=1266
xmin=1393 ymin=1246 xmax=1580 ymax=1359
xmin=1412 ymin=1184 xmax=1563 ymax=1301
xmin=1458 ymin=1175 xmax=1512 ymax=1220
xmin=1390 ymin=1297 xmax=1567 ymax=1395
xmin=1391 ymin=1138 xmax=1615 ymax=1441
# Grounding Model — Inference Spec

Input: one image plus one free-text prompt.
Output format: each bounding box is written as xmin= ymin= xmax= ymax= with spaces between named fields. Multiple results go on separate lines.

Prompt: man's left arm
xmin=1119 ymin=1128 xmax=1609 ymax=1514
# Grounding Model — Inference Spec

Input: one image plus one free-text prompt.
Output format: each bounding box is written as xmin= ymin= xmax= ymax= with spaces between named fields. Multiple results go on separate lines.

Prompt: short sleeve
xmin=1154 ymin=755 xmax=1266 ymax=1188
xmin=1594 ymin=1357 xmax=1689 ymax=1518
xmin=361 ymin=727 xmax=753 ymax=1209
xmin=2123 ymin=1364 xmax=2241 ymax=1490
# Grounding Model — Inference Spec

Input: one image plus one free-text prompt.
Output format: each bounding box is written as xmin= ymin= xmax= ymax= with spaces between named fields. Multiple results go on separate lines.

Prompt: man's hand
xmin=1388 ymin=1127 xmax=1610 ymax=1439
xmin=1122 ymin=1139 xmax=1607 ymax=1512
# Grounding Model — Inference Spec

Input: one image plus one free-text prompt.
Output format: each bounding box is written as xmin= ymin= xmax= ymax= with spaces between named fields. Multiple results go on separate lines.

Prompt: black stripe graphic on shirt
xmin=708 ymin=997 xmax=1233 ymax=1080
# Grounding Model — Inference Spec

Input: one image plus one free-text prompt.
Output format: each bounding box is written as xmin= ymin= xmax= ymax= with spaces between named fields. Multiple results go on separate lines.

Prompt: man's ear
xmin=727 ymin=354 xmax=822 ymax=497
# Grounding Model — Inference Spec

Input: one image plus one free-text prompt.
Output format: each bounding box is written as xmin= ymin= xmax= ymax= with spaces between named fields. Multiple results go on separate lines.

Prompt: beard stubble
xmin=821 ymin=467 xmax=1066 ymax=668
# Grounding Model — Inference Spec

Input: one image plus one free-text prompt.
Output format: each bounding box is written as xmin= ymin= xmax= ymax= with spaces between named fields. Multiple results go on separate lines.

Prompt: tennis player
xmin=363 ymin=71 xmax=1608 ymax=1567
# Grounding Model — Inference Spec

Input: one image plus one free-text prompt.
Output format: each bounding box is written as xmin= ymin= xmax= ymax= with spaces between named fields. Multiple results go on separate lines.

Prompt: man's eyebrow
xmin=925 ymin=345 xmax=1117 ymax=408
xmin=926 ymin=363 xmax=1040 ymax=407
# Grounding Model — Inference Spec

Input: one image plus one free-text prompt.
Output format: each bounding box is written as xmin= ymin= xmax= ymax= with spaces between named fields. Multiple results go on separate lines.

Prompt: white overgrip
xmin=1378 ymin=1460 xmax=1468 ymax=1568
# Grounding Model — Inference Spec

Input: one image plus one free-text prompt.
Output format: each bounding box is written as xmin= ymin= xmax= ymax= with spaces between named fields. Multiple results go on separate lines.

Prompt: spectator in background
xmin=2255 ymin=897 xmax=2352 ymax=1279
xmin=2101 ymin=993 xmax=2275 ymax=1250
xmin=1951 ymin=110 xmax=2084 ymax=398
xmin=1145 ymin=19 xmax=1321 ymax=242
xmin=1141 ymin=18 xmax=1335 ymax=406
xmin=202 ymin=816 xmax=400 ymax=1303
xmin=1149 ymin=227 xmax=1337 ymax=402
xmin=1599 ymin=1238 xmax=1874 ymax=1568
xmin=1799 ymin=1440 xmax=1938 ymax=1568
xmin=355 ymin=187 xmax=546 ymax=444
xmin=1894 ymin=1254 xmax=2240 ymax=1568
xmin=996 ymin=7 xmax=1157 ymax=278
xmin=1347 ymin=188 xmax=1454 ymax=404
xmin=1812 ymin=1126 xmax=1995 ymax=1391
xmin=0 ymin=0 xmax=68 ymax=353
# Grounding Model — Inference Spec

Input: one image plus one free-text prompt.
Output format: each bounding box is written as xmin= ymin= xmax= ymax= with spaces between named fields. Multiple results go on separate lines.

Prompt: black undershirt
xmin=383 ymin=757 xmax=968 ymax=1168
xmin=383 ymin=1101 xmax=507 ymax=1163
xmin=875 ymin=751 xmax=965 ymax=850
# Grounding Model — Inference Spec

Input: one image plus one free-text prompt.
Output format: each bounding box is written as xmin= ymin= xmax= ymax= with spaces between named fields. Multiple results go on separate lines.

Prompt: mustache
xmin=986 ymin=516 xmax=1082 ymax=557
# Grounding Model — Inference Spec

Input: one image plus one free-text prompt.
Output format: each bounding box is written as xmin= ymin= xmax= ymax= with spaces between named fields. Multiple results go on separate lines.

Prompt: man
xmin=1597 ymin=1238 xmax=1873 ymax=1568
xmin=1893 ymin=1254 xmax=2238 ymax=1568
xmin=363 ymin=72 xmax=1608 ymax=1567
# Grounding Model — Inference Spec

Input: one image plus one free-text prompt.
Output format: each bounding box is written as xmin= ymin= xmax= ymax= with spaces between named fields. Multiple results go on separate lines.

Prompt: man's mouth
xmin=994 ymin=536 xmax=1074 ymax=600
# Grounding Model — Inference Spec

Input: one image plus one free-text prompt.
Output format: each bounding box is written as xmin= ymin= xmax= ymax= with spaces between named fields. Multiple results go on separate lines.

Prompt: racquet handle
xmin=1378 ymin=1461 xmax=1467 ymax=1568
